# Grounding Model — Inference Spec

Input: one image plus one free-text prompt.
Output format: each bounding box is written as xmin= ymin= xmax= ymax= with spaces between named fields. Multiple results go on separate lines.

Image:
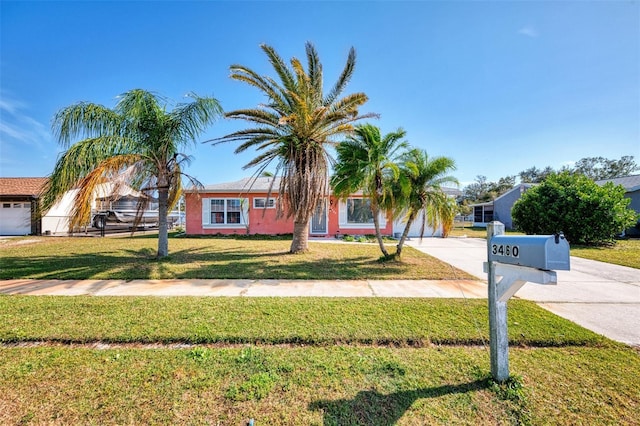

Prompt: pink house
xmin=184 ymin=176 xmax=393 ymax=238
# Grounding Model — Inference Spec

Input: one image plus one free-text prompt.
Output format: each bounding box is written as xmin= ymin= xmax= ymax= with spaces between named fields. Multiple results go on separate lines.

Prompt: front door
xmin=310 ymin=201 xmax=327 ymax=235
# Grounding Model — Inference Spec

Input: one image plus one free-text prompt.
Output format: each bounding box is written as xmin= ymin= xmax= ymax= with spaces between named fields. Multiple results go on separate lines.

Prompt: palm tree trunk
xmin=395 ymin=211 xmax=417 ymax=259
xmin=371 ymin=204 xmax=389 ymax=257
xmin=157 ymin=185 xmax=169 ymax=258
xmin=290 ymin=219 xmax=310 ymax=253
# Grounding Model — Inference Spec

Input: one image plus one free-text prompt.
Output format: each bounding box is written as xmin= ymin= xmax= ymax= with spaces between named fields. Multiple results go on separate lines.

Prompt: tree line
xmin=461 ymin=156 xmax=638 ymax=204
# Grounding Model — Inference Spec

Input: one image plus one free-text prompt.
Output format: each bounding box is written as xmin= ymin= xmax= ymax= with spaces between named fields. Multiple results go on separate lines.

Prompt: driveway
xmin=407 ymin=237 xmax=640 ymax=346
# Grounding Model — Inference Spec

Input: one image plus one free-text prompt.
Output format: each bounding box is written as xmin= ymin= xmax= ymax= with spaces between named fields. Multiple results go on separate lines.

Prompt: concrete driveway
xmin=407 ymin=237 xmax=640 ymax=346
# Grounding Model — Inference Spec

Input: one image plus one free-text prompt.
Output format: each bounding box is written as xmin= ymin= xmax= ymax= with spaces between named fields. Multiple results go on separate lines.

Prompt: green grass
xmin=0 ymin=234 xmax=474 ymax=280
xmin=0 ymin=296 xmax=638 ymax=425
xmin=448 ymin=224 xmax=524 ymax=239
xmin=571 ymin=239 xmax=640 ymax=269
xmin=0 ymin=297 xmax=606 ymax=347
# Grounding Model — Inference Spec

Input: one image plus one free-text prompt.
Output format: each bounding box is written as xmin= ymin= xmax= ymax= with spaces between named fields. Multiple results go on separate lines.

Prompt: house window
xmin=2 ymin=203 xmax=10 ymax=208
xmin=346 ymin=198 xmax=374 ymax=224
xmin=474 ymin=206 xmax=493 ymax=223
xmin=203 ymin=198 xmax=247 ymax=226
xmin=474 ymin=206 xmax=483 ymax=223
xmin=339 ymin=198 xmax=385 ymax=228
xmin=253 ymin=197 xmax=276 ymax=209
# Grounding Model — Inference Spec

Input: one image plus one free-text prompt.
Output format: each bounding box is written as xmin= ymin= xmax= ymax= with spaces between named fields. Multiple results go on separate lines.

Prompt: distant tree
xmin=462 ymin=175 xmax=515 ymax=203
xmin=331 ymin=124 xmax=409 ymax=258
xmin=512 ymin=172 xmax=637 ymax=245
xmin=519 ymin=166 xmax=555 ymax=183
xmin=462 ymin=175 xmax=490 ymax=202
xmin=214 ymin=42 xmax=374 ymax=253
xmin=571 ymin=156 xmax=639 ymax=180
xmin=393 ymin=148 xmax=458 ymax=257
xmin=42 ymin=89 xmax=223 ymax=258
xmin=488 ymin=175 xmax=516 ymax=198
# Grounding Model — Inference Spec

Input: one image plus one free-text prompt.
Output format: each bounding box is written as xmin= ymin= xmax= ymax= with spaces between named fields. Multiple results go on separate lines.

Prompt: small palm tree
xmin=331 ymin=124 xmax=408 ymax=257
xmin=393 ymin=148 xmax=458 ymax=258
xmin=215 ymin=42 xmax=375 ymax=253
xmin=41 ymin=89 xmax=223 ymax=257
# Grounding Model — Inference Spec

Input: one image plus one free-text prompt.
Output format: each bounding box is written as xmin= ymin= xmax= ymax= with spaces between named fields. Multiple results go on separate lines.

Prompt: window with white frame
xmin=202 ymin=198 xmax=248 ymax=226
xmin=253 ymin=197 xmax=276 ymax=209
xmin=339 ymin=198 xmax=386 ymax=228
xmin=347 ymin=198 xmax=374 ymax=224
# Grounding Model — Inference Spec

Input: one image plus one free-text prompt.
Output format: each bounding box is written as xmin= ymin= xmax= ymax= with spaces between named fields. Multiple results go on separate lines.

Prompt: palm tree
xmin=41 ymin=89 xmax=223 ymax=258
xmin=393 ymin=148 xmax=458 ymax=258
xmin=215 ymin=42 xmax=374 ymax=253
xmin=331 ymin=124 xmax=408 ymax=257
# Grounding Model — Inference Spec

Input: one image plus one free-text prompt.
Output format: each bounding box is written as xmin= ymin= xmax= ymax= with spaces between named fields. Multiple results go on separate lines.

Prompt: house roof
xmin=190 ymin=176 xmax=283 ymax=193
xmin=0 ymin=177 xmax=48 ymax=197
xmin=192 ymin=177 xmax=462 ymax=198
xmin=442 ymin=186 xmax=462 ymax=197
xmin=595 ymin=174 xmax=640 ymax=193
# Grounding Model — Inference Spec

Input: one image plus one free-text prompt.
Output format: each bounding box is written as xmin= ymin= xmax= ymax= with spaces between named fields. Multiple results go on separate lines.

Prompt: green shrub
xmin=512 ymin=172 xmax=637 ymax=245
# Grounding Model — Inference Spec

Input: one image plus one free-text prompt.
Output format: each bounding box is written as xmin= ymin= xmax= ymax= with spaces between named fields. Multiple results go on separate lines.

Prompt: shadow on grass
xmin=309 ymin=379 xmax=489 ymax=425
xmin=0 ymin=245 xmax=409 ymax=280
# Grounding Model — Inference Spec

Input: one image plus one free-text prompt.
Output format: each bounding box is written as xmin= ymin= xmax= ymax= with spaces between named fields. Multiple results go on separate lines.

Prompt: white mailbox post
xmin=484 ymin=221 xmax=570 ymax=382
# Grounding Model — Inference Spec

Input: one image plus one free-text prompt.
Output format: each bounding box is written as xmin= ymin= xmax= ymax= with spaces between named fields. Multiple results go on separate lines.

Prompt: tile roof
xmin=0 ymin=177 xmax=48 ymax=197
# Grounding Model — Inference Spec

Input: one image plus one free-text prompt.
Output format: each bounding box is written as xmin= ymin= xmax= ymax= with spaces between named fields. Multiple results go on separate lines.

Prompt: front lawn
xmin=570 ymin=239 xmax=640 ymax=269
xmin=0 ymin=235 xmax=474 ymax=280
xmin=1 ymin=296 xmax=638 ymax=425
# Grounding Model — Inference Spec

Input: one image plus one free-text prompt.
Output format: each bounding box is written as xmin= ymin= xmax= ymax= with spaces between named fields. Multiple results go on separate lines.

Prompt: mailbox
xmin=489 ymin=234 xmax=570 ymax=271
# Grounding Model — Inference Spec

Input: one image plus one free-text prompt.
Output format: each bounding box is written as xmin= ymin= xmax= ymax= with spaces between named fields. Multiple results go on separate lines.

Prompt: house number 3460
xmin=491 ymin=244 xmax=520 ymax=258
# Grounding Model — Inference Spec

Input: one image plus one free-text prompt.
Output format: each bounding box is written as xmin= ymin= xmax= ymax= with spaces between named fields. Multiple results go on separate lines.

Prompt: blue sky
xmin=1 ymin=1 xmax=638 ymax=188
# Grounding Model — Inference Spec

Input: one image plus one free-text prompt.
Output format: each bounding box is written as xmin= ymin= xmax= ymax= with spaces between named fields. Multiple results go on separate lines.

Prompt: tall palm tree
xmin=393 ymin=148 xmax=458 ymax=258
xmin=215 ymin=42 xmax=374 ymax=253
xmin=331 ymin=124 xmax=408 ymax=257
xmin=41 ymin=89 xmax=222 ymax=258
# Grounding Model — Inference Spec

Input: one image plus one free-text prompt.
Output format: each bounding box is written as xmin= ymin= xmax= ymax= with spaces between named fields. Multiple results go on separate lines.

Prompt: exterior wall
xmin=186 ymin=192 xmax=293 ymax=235
xmin=185 ymin=192 xmax=393 ymax=237
xmin=493 ymin=185 xmax=529 ymax=229
xmin=626 ymin=190 xmax=640 ymax=213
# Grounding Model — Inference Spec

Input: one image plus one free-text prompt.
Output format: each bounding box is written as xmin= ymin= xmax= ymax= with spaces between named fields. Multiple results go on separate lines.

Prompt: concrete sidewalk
xmin=407 ymin=237 xmax=640 ymax=346
xmin=0 ymin=278 xmax=486 ymax=298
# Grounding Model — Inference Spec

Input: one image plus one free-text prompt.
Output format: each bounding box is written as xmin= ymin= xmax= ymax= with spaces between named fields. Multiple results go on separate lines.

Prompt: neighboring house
xmin=184 ymin=176 xmax=393 ymax=237
xmin=595 ymin=174 xmax=640 ymax=236
xmin=392 ymin=186 xmax=462 ymax=238
xmin=0 ymin=177 xmax=47 ymax=236
xmin=470 ymin=183 xmax=535 ymax=229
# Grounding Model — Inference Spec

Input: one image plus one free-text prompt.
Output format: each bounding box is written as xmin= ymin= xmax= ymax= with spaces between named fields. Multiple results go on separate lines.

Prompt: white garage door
xmin=0 ymin=202 xmax=32 ymax=235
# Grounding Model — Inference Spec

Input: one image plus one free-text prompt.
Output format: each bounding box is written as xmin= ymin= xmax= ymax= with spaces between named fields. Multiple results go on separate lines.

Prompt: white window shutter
xmin=241 ymin=198 xmax=249 ymax=226
xmin=202 ymin=198 xmax=210 ymax=225
xmin=379 ymin=210 xmax=387 ymax=227
xmin=339 ymin=200 xmax=347 ymax=226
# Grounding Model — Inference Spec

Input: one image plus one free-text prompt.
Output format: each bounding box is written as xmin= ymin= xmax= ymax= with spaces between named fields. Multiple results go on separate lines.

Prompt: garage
xmin=0 ymin=201 xmax=32 ymax=235
xmin=0 ymin=177 xmax=47 ymax=236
